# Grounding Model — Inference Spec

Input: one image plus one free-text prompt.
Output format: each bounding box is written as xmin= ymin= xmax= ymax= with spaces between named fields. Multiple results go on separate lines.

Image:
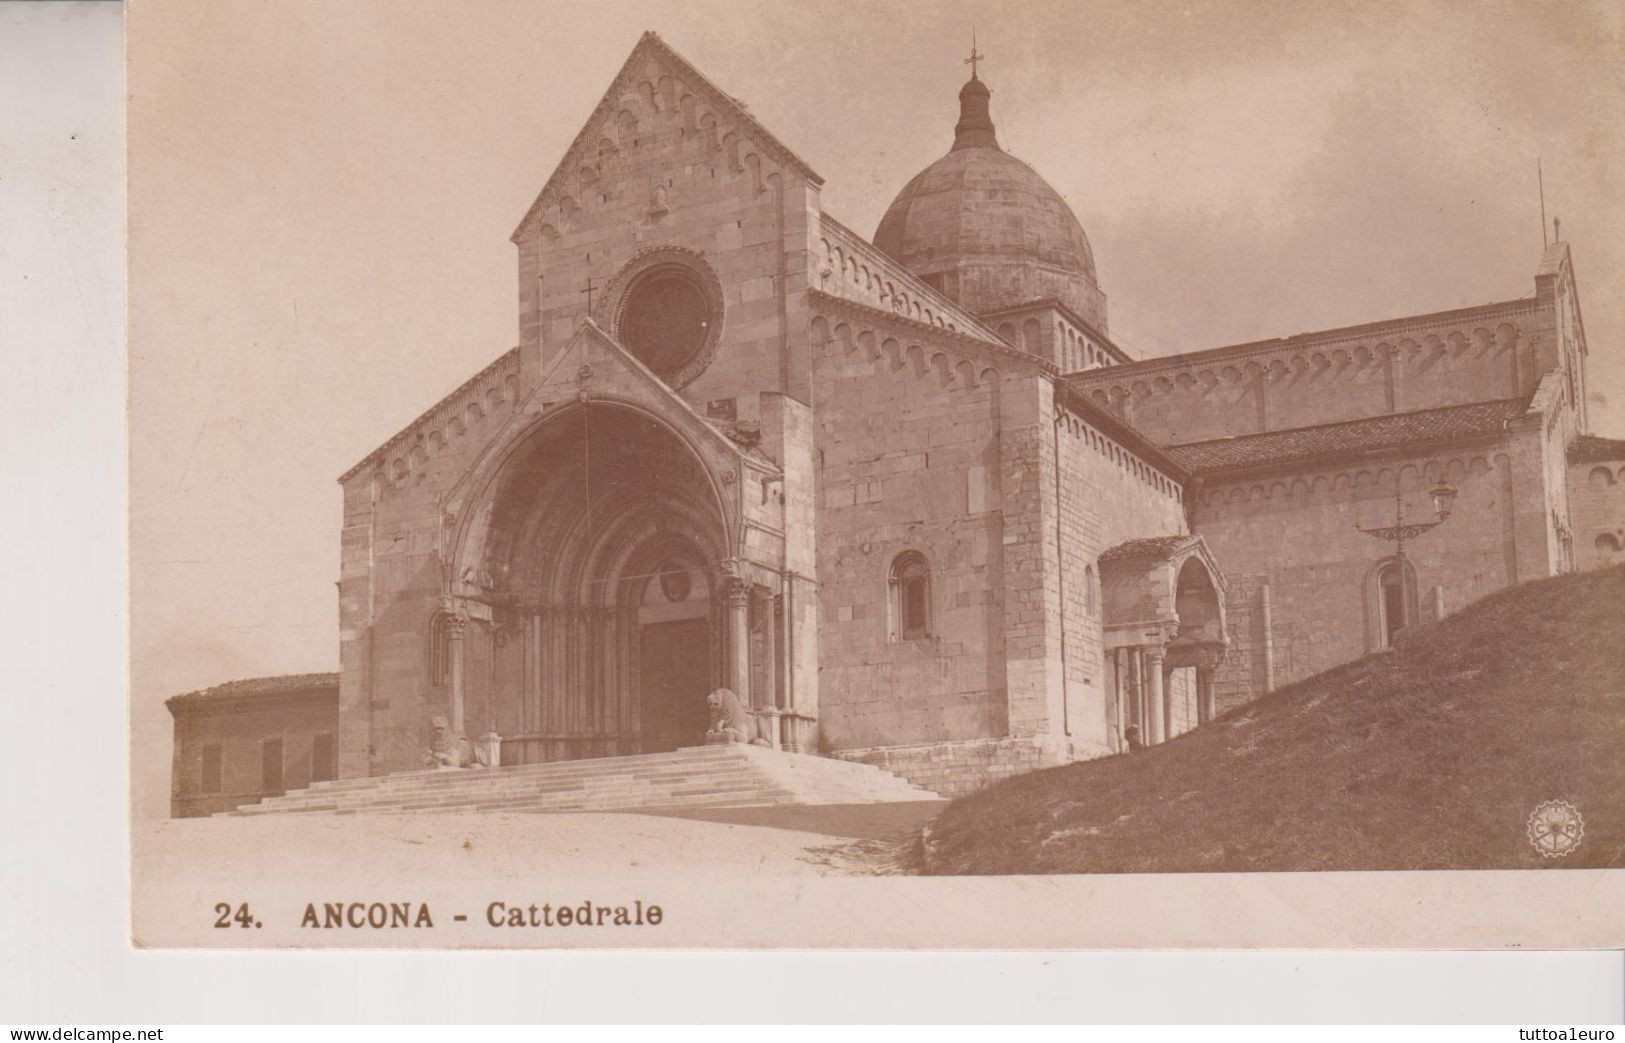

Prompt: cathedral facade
xmin=322 ymin=32 xmax=1618 ymax=796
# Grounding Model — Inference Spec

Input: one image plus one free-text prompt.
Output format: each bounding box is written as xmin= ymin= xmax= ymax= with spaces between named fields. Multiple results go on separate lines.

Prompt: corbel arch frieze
xmin=808 ymin=305 xmax=1027 ymax=393
xmin=511 ymin=34 xmax=819 ymax=246
xmin=1072 ymin=315 xmax=1532 ymax=412
xmin=1194 ymin=450 xmax=1502 ymax=508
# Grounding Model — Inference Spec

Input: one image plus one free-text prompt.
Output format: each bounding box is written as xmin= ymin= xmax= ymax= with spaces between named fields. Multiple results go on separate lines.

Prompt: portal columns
xmin=753 ymin=586 xmax=781 ymax=748
xmin=1145 ymin=646 xmax=1167 ymax=745
xmin=446 ymin=614 xmax=468 ymax=735
xmin=725 ymin=576 xmax=751 ymax=706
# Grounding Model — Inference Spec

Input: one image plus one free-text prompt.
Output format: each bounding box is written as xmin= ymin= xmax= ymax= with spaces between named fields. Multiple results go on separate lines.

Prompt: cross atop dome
xmin=964 ymin=32 xmax=984 ymax=80
xmin=953 ymin=36 xmax=998 ymax=151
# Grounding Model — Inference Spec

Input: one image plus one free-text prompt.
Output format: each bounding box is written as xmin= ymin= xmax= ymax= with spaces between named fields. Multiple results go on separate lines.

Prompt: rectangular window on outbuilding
xmin=261 ymin=737 xmax=285 ymax=795
xmin=200 ymin=744 xmax=222 ymax=794
xmin=312 ymin=732 xmax=336 ymax=783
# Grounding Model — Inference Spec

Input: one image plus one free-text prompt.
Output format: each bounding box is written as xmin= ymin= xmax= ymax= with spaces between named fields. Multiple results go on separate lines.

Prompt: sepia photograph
xmin=124 ymin=0 xmax=1625 ymax=950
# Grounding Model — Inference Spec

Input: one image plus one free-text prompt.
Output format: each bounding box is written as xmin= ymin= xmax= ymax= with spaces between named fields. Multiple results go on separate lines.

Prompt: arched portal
xmin=456 ymin=403 xmax=732 ymax=763
xmin=1172 ymin=557 xmax=1224 ymax=645
xmin=1100 ymin=535 xmax=1230 ymax=748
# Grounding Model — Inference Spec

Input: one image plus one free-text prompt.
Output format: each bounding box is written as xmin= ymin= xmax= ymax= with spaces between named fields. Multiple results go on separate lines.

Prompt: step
xmin=262 ymin=763 xmax=778 ymax=802
xmin=256 ymin=777 xmax=777 ymax=814
xmin=245 ymin=764 xmax=768 ymax=805
xmin=237 ymin=775 xmax=934 ymax=816
xmin=220 ymin=745 xmax=941 ymax=817
xmin=302 ymin=749 xmax=751 ymax=794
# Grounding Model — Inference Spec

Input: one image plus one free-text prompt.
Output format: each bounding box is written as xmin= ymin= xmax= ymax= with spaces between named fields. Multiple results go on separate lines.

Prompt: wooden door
xmin=638 ymin=618 xmax=713 ymax=752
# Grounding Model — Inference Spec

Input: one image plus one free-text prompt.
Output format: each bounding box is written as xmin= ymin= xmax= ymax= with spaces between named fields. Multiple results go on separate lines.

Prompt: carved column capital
xmin=723 ymin=576 xmax=751 ymax=607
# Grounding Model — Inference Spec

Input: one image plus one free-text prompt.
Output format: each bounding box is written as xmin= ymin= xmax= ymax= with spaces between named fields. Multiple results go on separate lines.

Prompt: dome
xmin=873 ymin=73 xmax=1106 ymax=330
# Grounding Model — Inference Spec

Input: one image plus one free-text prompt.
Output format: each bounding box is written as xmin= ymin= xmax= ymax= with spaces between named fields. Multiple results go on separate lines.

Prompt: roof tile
xmin=166 ymin=672 xmax=339 ymax=710
xmin=1167 ymin=399 xmax=1525 ymax=474
xmin=1099 ymin=535 xmax=1198 ymax=564
xmin=1569 ymin=434 xmax=1625 ymax=464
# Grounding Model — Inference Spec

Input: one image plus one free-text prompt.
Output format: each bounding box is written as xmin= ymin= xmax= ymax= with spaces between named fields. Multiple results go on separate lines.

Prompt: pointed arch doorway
xmin=458 ymin=402 xmax=732 ymax=764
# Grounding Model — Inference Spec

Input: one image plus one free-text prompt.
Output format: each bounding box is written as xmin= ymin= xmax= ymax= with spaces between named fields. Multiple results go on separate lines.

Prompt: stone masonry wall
xmin=836 ymin=737 xmax=1068 ymax=798
xmin=1071 ymin=299 xmax=1550 ymax=447
xmin=341 ymin=41 xmax=825 ymax=778
xmin=808 ymin=304 xmax=1018 ymax=751
xmin=1192 ymin=428 xmax=1549 ymax=713
xmin=170 ymin=695 xmax=338 ymax=818
xmin=1570 ymin=458 xmax=1625 ymax=571
xmin=1054 ymin=406 xmax=1189 ymax=751
xmin=514 ymin=45 xmax=815 ymax=424
xmin=337 ymin=352 xmax=524 ymax=777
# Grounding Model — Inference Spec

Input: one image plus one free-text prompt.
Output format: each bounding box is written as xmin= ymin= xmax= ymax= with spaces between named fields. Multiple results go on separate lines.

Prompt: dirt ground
xmin=134 ymin=801 xmax=943 ymax=882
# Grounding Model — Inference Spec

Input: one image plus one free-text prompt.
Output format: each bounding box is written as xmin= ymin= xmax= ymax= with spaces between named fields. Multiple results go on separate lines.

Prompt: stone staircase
xmin=225 ymin=744 xmax=943 ymax=817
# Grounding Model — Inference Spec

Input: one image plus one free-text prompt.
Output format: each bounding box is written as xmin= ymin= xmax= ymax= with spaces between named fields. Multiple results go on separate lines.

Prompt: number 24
xmin=213 ymin=902 xmax=256 ymax=928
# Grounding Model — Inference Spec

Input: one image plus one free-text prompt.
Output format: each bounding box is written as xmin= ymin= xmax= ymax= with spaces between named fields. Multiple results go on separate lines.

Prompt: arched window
xmin=889 ymin=551 xmax=931 ymax=640
xmin=1373 ymin=558 xmax=1417 ymax=649
xmin=427 ymin=612 xmax=451 ymax=687
xmin=1083 ymin=563 xmax=1097 ymax=615
xmin=1021 ymin=318 xmax=1041 ymax=355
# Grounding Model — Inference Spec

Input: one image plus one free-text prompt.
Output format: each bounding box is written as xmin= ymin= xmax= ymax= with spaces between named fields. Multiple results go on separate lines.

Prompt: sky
xmin=127 ymin=0 xmax=1625 ymax=817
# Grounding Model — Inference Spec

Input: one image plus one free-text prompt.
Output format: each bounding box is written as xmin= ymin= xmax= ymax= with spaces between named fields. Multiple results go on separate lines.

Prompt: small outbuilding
xmin=165 ymin=673 xmax=338 ymax=817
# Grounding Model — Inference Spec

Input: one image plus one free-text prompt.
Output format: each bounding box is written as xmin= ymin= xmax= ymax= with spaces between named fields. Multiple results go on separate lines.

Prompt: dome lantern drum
xmin=873 ymin=69 xmax=1106 ymax=332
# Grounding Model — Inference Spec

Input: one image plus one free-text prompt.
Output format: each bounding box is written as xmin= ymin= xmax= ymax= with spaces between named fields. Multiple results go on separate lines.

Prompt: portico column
xmin=756 ymin=589 xmax=777 ymax=707
xmin=446 ymin=614 xmax=468 ymax=735
xmin=1163 ymin=662 xmax=1176 ymax=739
xmin=1196 ymin=665 xmax=1215 ymax=726
xmin=1146 ymin=646 xmax=1167 ymax=745
xmin=725 ymin=578 xmax=751 ymax=705
xmin=754 ymin=587 xmax=780 ymax=748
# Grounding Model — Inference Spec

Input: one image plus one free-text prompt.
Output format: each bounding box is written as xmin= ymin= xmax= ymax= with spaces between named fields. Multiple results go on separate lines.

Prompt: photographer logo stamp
xmin=1527 ymin=800 xmax=1585 ymax=859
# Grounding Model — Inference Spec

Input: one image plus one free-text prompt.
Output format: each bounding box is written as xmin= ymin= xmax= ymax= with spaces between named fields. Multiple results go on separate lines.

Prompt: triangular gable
xmin=525 ymin=319 xmax=778 ymax=475
xmin=511 ymin=30 xmax=822 ymax=243
xmin=1099 ymin=534 xmax=1228 ymax=596
xmin=1099 ymin=533 xmax=1230 ymax=648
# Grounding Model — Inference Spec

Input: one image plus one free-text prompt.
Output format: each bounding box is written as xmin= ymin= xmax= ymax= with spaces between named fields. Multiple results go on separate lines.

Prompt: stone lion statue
xmin=705 ymin=688 xmax=769 ymax=747
xmin=422 ymin=715 xmax=489 ymax=769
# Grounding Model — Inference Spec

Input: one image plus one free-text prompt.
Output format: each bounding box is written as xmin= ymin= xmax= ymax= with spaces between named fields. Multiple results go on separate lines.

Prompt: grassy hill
xmin=921 ymin=565 xmax=1625 ymax=875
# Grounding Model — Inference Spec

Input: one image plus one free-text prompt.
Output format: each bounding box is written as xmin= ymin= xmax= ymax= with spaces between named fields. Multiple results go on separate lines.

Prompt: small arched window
xmin=1374 ymin=559 xmax=1416 ymax=649
xmin=1021 ymin=318 xmax=1042 ymax=355
xmin=889 ymin=551 xmax=932 ymax=640
xmin=1084 ymin=563 xmax=1097 ymax=615
xmin=427 ymin=612 xmax=451 ymax=687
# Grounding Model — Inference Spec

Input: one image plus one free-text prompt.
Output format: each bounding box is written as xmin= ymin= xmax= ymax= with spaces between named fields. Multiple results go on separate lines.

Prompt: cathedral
xmin=169 ymin=32 xmax=1624 ymax=812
